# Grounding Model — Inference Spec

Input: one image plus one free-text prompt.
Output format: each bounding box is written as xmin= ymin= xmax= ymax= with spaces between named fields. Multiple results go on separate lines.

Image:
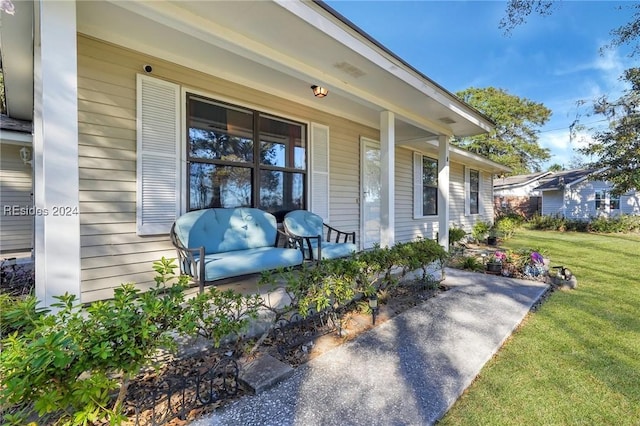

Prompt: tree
xmin=547 ymin=163 xmax=563 ymax=172
xmin=578 ymin=68 xmax=640 ymax=195
xmin=454 ymin=87 xmax=551 ymax=174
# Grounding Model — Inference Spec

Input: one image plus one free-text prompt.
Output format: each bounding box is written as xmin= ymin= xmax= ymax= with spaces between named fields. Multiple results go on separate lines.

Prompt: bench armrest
xmin=170 ymin=223 xmax=206 ymax=293
xmin=323 ymin=223 xmax=356 ymax=244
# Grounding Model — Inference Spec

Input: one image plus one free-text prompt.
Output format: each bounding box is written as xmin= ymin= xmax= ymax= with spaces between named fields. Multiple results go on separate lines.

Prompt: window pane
xmin=259 ymin=170 xmax=304 ymax=213
xmin=423 ymin=187 xmax=437 ymax=216
xmin=470 ymin=170 xmax=479 ymax=191
xmin=188 ymin=98 xmax=254 ymax=162
xmin=422 ymin=157 xmax=438 ymax=186
xmin=610 ymin=194 xmax=620 ymax=210
xmin=260 ymin=115 xmax=306 ymax=169
xmin=470 ymin=192 xmax=479 ymax=214
xmin=260 ymin=141 xmax=286 ymax=167
xmin=189 ymin=163 xmax=252 ymax=210
xmin=595 ymin=191 xmax=604 ymax=210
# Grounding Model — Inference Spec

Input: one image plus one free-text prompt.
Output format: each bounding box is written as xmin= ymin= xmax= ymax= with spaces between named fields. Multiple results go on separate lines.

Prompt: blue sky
xmin=324 ymin=0 xmax=637 ymax=171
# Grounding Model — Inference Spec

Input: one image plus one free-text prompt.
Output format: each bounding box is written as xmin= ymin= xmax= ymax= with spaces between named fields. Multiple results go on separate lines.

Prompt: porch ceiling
xmin=0 ymin=0 xmax=34 ymax=121
xmin=76 ymin=0 xmax=492 ymax=141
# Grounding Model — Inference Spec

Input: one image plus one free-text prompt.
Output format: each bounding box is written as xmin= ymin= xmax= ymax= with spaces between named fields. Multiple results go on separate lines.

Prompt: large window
xmin=187 ymin=95 xmax=306 ymax=213
xmin=469 ymin=169 xmax=479 ymax=215
xmin=422 ymin=156 xmax=438 ymax=216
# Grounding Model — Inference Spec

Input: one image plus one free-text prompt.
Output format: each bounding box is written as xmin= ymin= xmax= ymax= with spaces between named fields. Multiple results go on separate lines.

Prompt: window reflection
xmin=187 ymin=95 xmax=307 ymax=213
xmin=189 ymin=163 xmax=252 ymax=210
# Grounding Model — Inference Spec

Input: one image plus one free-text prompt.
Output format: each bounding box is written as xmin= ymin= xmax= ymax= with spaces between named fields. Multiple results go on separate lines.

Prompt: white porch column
xmin=380 ymin=111 xmax=395 ymax=248
xmin=33 ymin=0 xmax=81 ymax=307
xmin=438 ymin=135 xmax=450 ymax=251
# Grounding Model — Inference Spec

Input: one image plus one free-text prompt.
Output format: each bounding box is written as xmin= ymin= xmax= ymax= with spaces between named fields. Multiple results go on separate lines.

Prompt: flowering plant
xmin=530 ymin=251 xmax=544 ymax=264
xmin=487 ymin=251 xmax=507 ymax=264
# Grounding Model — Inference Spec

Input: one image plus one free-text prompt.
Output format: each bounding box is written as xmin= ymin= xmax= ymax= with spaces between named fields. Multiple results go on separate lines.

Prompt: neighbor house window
xmin=187 ymin=94 xmax=306 ymax=213
xmin=422 ymin=156 xmax=438 ymax=216
xmin=610 ymin=193 xmax=620 ymax=210
xmin=469 ymin=169 xmax=479 ymax=215
xmin=595 ymin=191 xmax=605 ymax=210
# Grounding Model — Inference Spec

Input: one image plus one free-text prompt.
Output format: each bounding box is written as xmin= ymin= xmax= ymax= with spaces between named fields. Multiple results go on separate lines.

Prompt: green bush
xmin=449 ymin=226 xmax=467 ymax=247
xmin=181 ymin=287 xmax=263 ymax=348
xmin=527 ymin=213 xmax=640 ymax=234
xmin=0 ymin=257 xmax=190 ymax=425
xmin=494 ymin=216 xmax=521 ymax=240
xmin=472 ymin=220 xmax=491 ymax=241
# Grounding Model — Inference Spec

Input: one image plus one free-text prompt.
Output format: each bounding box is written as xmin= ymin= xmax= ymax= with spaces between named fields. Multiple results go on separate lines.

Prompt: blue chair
xmin=283 ymin=210 xmax=357 ymax=262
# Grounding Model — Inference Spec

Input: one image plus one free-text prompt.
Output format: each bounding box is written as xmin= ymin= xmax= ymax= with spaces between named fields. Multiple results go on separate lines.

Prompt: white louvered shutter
xmin=310 ymin=123 xmax=330 ymax=221
xmin=136 ymin=75 xmax=181 ymax=235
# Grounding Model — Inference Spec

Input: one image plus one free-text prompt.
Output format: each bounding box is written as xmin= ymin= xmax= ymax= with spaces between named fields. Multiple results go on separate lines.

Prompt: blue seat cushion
xmin=196 ymin=247 xmax=303 ymax=281
xmin=283 ymin=210 xmax=323 ymax=237
xmin=311 ymin=242 xmax=358 ymax=260
xmin=174 ymin=208 xmax=277 ymax=254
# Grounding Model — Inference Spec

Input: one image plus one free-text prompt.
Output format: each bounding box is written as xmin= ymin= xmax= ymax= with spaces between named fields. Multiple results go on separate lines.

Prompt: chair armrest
xmin=282 ymin=228 xmax=322 ymax=262
xmin=323 ymin=223 xmax=356 ymax=244
xmin=170 ymin=223 xmax=206 ymax=292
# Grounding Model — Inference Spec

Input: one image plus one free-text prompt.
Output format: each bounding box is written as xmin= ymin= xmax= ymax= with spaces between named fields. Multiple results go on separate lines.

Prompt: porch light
xmin=368 ymin=294 xmax=378 ymax=325
xmin=19 ymin=147 xmax=32 ymax=167
xmin=311 ymin=85 xmax=328 ymax=98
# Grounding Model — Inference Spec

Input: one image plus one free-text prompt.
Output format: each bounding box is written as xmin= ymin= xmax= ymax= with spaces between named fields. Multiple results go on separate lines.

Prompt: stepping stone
xmin=239 ymin=354 xmax=294 ymax=394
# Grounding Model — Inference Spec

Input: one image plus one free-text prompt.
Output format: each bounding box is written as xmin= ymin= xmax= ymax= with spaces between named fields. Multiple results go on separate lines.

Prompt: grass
xmin=440 ymin=230 xmax=640 ymax=425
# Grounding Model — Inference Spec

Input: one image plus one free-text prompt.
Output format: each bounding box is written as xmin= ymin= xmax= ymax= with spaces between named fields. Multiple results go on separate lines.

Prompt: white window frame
xmin=465 ymin=167 xmax=481 ymax=216
xmin=413 ymin=152 xmax=438 ymax=219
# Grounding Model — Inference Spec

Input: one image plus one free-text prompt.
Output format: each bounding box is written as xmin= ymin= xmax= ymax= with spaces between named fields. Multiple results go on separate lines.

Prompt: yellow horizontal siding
xmin=0 ymin=145 xmax=33 ymax=253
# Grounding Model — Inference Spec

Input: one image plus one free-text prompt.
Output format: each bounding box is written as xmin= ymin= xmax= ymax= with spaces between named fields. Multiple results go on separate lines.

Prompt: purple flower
xmin=531 ymin=251 xmax=544 ymax=264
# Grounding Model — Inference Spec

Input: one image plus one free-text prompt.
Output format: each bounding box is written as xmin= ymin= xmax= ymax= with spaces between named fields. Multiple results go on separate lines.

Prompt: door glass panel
xmin=363 ymin=142 xmax=381 ymax=248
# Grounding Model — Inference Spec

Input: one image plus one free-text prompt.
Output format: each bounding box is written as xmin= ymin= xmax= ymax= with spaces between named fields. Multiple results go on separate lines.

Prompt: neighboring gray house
xmin=536 ymin=169 xmax=640 ymax=219
xmin=493 ymin=171 xmax=553 ymax=218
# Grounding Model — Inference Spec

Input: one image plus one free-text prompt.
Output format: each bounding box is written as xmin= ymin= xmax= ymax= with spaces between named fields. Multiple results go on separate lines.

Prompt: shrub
xmin=494 ymin=216 xmax=521 ymax=240
xmin=180 ymin=287 xmax=263 ymax=348
xmin=472 ymin=220 xmax=491 ymax=241
xmin=0 ymin=257 xmax=190 ymax=425
xmin=449 ymin=226 xmax=467 ymax=247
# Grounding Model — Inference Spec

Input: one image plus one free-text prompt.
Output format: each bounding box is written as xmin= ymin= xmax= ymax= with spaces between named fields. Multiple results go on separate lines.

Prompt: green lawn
xmin=440 ymin=230 xmax=640 ymax=425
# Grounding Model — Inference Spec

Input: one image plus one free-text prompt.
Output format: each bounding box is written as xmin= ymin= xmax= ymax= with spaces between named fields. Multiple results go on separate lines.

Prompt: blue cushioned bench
xmin=170 ymin=207 xmax=304 ymax=292
xmin=283 ymin=210 xmax=358 ymax=262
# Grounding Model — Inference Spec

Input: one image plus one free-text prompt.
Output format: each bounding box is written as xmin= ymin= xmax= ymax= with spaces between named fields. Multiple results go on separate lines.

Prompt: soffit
xmin=0 ymin=0 xmax=34 ymax=121
xmin=77 ymin=0 xmax=490 ymax=140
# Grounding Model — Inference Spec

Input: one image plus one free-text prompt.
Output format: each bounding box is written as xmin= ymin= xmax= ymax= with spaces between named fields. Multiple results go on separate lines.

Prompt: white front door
xmin=361 ymin=138 xmax=381 ymax=249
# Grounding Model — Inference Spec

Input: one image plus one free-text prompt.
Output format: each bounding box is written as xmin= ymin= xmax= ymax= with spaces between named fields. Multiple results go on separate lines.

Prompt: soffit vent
xmin=333 ymin=61 xmax=366 ymax=78
xmin=438 ymin=116 xmax=456 ymax=124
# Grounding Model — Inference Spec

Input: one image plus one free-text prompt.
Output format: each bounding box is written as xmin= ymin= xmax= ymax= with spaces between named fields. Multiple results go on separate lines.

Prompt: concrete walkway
xmin=190 ymin=268 xmax=549 ymax=426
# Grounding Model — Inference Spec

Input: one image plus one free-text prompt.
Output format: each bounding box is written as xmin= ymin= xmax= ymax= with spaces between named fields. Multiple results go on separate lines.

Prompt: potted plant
xmin=485 ymin=251 xmax=506 ymax=274
xmin=487 ymin=226 xmax=500 ymax=246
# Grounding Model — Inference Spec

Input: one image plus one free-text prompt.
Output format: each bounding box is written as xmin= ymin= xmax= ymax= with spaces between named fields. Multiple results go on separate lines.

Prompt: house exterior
xmin=0 ymin=116 xmax=34 ymax=256
xmin=1 ymin=0 xmax=509 ymax=306
xmin=536 ymin=169 xmax=640 ymax=219
xmin=493 ymin=171 xmax=552 ymax=218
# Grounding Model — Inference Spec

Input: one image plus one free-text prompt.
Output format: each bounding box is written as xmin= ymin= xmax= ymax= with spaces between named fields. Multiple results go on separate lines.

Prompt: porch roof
xmin=1 ymin=0 xmax=494 ymax=143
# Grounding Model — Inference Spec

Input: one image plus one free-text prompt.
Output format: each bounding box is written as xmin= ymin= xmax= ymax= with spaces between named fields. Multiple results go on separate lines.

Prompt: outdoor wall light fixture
xmin=311 ymin=85 xmax=329 ymax=98
xmin=368 ymin=294 xmax=378 ymax=325
xmin=19 ymin=147 xmax=32 ymax=167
